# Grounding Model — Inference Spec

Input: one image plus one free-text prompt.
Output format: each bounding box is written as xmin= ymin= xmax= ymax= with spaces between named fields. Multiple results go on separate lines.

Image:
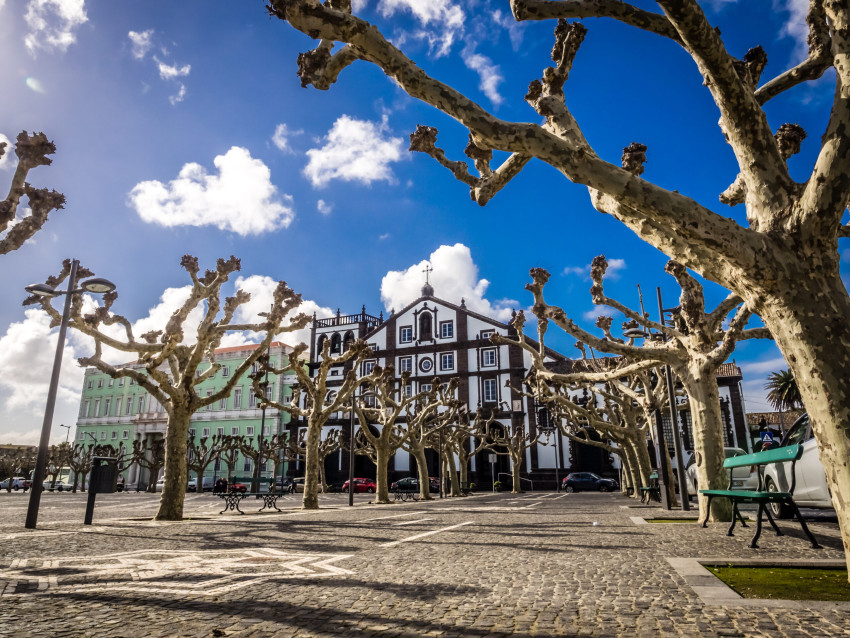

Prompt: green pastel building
xmin=74 ymin=342 xmax=296 ymax=490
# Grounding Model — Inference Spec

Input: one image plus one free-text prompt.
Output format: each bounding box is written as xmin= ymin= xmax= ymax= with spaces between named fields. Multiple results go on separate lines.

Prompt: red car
xmin=341 ymin=478 xmax=376 ymax=493
xmin=228 ymin=482 xmax=248 ymax=493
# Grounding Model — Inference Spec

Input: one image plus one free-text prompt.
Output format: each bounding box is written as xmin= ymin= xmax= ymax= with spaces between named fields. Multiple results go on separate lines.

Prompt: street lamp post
xmin=59 ymin=423 xmax=71 ymax=443
xmin=24 ymin=260 xmax=116 ymax=529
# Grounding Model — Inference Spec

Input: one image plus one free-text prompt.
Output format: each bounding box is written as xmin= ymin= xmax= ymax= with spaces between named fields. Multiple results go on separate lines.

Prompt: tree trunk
xmin=302 ymin=418 xmax=322 ymax=509
xmin=758 ymin=280 xmax=850 ymax=577
xmin=318 ymin=457 xmax=327 ymax=493
xmin=661 ymin=439 xmax=679 ymax=508
xmin=678 ymin=368 xmax=732 ymax=522
xmin=511 ymin=452 xmax=523 ymax=493
xmin=155 ymin=410 xmax=191 ymax=521
xmin=620 ymin=440 xmax=641 ymax=498
xmin=445 ymin=452 xmax=460 ymax=497
xmin=410 ymin=444 xmax=433 ymax=501
xmin=374 ymin=444 xmax=391 ymax=504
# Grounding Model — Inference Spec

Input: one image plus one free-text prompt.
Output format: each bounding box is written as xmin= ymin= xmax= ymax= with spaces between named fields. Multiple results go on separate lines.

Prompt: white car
xmin=763 ymin=413 xmax=833 ymax=518
xmin=154 ymin=478 xmax=165 ymax=492
xmin=187 ymin=477 xmax=214 ymax=492
xmin=52 ymin=481 xmax=74 ymax=492
xmin=685 ymin=447 xmax=758 ymax=495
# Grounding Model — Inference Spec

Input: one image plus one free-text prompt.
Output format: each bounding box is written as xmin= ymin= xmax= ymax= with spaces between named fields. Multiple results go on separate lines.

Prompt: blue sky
xmin=0 ymin=0 xmax=843 ymax=444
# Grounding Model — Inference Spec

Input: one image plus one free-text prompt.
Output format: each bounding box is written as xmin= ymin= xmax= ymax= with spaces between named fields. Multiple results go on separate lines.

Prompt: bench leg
xmin=749 ymin=503 xmax=765 ymax=548
xmin=734 ymin=503 xmax=748 ymax=528
xmin=763 ymin=506 xmax=783 ymax=537
xmin=701 ymin=495 xmax=713 ymax=528
xmin=789 ymin=501 xmax=821 ymax=549
xmin=726 ymin=502 xmax=739 ymax=537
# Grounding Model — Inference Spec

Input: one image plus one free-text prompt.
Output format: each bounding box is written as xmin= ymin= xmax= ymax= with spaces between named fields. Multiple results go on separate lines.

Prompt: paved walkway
xmin=0 ymin=490 xmax=846 ymax=637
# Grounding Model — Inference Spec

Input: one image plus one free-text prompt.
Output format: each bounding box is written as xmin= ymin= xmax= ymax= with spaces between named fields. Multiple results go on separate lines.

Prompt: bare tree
xmin=238 ymin=434 xmax=286 ymax=492
xmin=1 ymin=131 xmax=65 ymax=256
xmin=255 ymin=339 xmax=372 ymax=509
xmin=215 ymin=435 xmax=241 ymax=485
xmin=47 ymin=443 xmax=73 ymax=489
xmin=67 ymin=443 xmax=94 ymax=492
xmin=131 ymin=439 xmax=166 ymax=493
xmin=25 ymin=255 xmax=308 ymax=520
xmin=272 ymin=0 xmax=850 ymax=573
xmin=474 ymin=405 xmax=546 ymax=494
xmin=451 ymin=409 xmax=492 ymax=489
xmin=187 ymin=436 xmax=223 ymax=491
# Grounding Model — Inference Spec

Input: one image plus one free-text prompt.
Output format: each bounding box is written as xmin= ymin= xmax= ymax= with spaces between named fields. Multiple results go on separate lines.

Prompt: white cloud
xmin=779 ymin=0 xmax=810 ymax=61
xmin=156 ymin=58 xmax=191 ymax=80
xmin=380 ymin=243 xmax=516 ymax=321
xmin=168 ymin=83 xmax=187 ymax=105
xmin=230 ymin=275 xmax=335 ymax=349
xmin=379 ymin=232 xmax=390 ymax=240
xmin=379 ymin=0 xmax=464 ymax=57
xmin=24 ymin=0 xmax=88 ymax=55
xmin=583 ymin=306 xmax=617 ymax=322
xmin=128 ymin=29 xmax=154 ymax=60
xmin=563 ymin=258 xmax=627 ymax=279
xmin=0 ymin=133 xmax=11 ymax=171
xmin=352 ymin=0 xmax=368 ymax=10
xmin=317 ymin=199 xmax=333 ymax=215
xmin=128 ymin=146 xmax=295 ymax=236
xmin=492 ymin=9 xmax=525 ymax=51
xmin=740 ymin=355 xmax=788 ymax=378
xmin=272 ymin=123 xmax=299 ymax=154
xmin=304 ymin=115 xmax=405 ymax=187
xmin=462 ymin=46 xmax=503 ymax=107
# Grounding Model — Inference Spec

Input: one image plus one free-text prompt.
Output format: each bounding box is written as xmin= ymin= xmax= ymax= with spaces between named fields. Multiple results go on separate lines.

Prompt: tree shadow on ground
xmin=55 ymin=590 xmax=585 ymax=638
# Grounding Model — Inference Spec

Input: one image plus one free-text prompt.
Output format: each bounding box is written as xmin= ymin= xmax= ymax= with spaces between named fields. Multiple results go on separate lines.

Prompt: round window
xmin=420 ymin=358 xmax=433 ymax=372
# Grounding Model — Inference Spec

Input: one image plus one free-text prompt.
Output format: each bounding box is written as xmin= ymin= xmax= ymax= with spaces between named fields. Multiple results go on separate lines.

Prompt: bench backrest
xmin=722 ymin=444 xmax=802 ymax=469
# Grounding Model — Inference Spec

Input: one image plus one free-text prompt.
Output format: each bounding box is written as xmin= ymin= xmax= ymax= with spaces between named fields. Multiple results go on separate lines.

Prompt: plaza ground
xmin=0 ymin=490 xmax=846 ymax=637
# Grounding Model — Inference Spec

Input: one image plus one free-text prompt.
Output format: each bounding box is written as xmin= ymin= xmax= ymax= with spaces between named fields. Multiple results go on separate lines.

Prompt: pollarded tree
xmin=1 ymin=131 xmax=65 ymax=256
xmin=451 ymin=409 xmax=492 ymax=490
xmin=254 ymin=338 xmax=372 ymax=509
xmin=478 ymin=408 xmax=546 ymax=494
xmin=272 ymin=0 xmax=850 ymax=574
xmin=26 ymin=255 xmax=308 ymax=519
xmin=187 ymin=436 xmax=223 ymax=491
xmin=355 ymin=365 xmax=435 ymax=504
xmin=284 ymin=428 xmax=344 ymax=491
xmin=131 ymin=438 xmax=166 ymax=493
xmin=402 ymin=379 xmax=462 ymax=501
xmin=215 ymin=435 xmax=241 ymax=485
xmin=238 ymin=434 xmax=286 ymax=491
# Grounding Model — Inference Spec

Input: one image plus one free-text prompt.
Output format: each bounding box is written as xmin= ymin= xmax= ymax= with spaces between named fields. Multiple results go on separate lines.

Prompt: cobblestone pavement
xmin=0 ymin=490 xmax=847 ymax=637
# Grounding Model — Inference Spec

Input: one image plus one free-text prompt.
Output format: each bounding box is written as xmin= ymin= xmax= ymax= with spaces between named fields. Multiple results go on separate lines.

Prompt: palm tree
xmin=764 ymin=369 xmax=803 ymax=412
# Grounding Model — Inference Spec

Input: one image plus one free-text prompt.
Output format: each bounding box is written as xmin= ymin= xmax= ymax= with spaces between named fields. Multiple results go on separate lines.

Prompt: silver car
xmin=763 ymin=413 xmax=833 ymax=518
xmin=685 ymin=447 xmax=758 ymax=495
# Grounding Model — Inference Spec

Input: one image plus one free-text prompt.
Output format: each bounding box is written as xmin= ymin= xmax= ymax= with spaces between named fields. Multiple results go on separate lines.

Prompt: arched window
xmin=343 ymin=331 xmax=355 ymax=352
xmin=317 ymin=335 xmax=327 ymax=352
xmin=330 ymin=333 xmax=341 ymax=353
xmin=419 ymin=312 xmax=432 ymax=340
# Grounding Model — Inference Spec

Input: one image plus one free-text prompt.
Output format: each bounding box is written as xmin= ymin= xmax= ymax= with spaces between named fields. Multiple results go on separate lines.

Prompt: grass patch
xmin=708 ymin=566 xmax=850 ymax=601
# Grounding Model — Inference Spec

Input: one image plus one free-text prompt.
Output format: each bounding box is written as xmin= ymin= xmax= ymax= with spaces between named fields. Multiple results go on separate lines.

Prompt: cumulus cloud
xmin=583 ymin=306 xmax=617 ymax=322
xmin=563 ymin=258 xmax=627 ymax=279
xmin=128 ymin=146 xmax=295 ymax=236
xmin=0 ymin=133 xmax=12 ymax=171
xmin=778 ymin=0 xmax=810 ymax=61
xmin=304 ymin=115 xmax=405 ymax=187
xmin=272 ymin=123 xmax=300 ymax=154
xmin=128 ymin=29 xmax=154 ymax=60
xmin=24 ymin=0 xmax=88 ymax=55
xmin=317 ymin=199 xmax=333 ymax=216
xmin=462 ymin=46 xmax=503 ymax=106
xmin=229 ymin=275 xmax=335 ymax=349
xmin=380 ymin=243 xmax=516 ymax=321
xmin=156 ymin=58 xmax=190 ymax=80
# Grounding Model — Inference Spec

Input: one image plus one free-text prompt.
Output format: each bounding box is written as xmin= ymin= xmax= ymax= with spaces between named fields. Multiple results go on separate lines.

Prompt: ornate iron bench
xmin=217 ymin=491 xmax=286 ymax=514
xmin=393 ymin=489 xmax=419 ymax=502
xmin=699 ymin=443 xmax=820 ymax=549
xmin=639 ymin=472 xmax=660 ymax=504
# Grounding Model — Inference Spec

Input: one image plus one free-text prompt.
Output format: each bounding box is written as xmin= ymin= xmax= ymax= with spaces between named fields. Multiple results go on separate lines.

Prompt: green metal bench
xmin=639 ymin=472 xmax=660 ymax=504
xmin=699 ymin=444 xmax=820 ymax=549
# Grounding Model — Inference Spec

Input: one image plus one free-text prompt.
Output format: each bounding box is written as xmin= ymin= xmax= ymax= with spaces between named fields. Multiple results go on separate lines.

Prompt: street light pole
xmin=24 ymin=261 xmax=116 ymax=529
xmin=26 ymin=261 xmax=77 ymax=529
xmin=59 ymin=423 xmax=71 ymax=443
xmin=348 ymin=394 xmax=355 ymax=507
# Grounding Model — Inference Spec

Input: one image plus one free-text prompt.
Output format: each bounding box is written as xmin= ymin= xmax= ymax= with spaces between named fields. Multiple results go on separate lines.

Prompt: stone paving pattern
xmin=0 ymin=490 xmax=847 ymax=637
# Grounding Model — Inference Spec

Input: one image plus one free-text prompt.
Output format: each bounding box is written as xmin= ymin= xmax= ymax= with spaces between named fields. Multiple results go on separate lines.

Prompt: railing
xmin=315 ymin=312 xmax=381 ymax=328
xmin=498 ymin=472 xmax=534 ymax=491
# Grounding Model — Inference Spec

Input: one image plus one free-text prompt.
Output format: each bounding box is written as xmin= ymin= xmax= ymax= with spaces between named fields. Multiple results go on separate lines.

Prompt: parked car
xmin=276 ymin=477 xmax=294 ymax=492
xmin=154 ymin=478 xmax=165 ymax=492
xmin=391 ymin=476 xmax=440 ymax=493
xmin=562 ymin=472 xmax=618 ymax=493
xmin=227 ymin=482 xmax=248 ymax=493
xmin=763 ymin=413 xmax=834 ymax=518
xmin=0 ymin=477 xmax=30 ymax=491
xmin=292 ymin=477 xmax=305 ymax=493
xmin=341 ymin=478 xmax=377 ymax=493
xmin=187 ymin=477 xmax=215 ymax=492
xmin=52 ymin=481 xmax=74 ymax=492
xmin=685 ymin=447 xmax=758 ymax=496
